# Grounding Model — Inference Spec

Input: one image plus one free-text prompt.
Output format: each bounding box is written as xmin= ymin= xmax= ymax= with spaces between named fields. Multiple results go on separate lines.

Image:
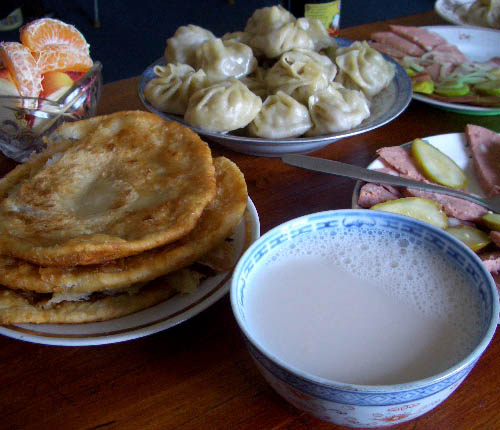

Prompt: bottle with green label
xmin=286 ymin=0 xmax=342 ymax=36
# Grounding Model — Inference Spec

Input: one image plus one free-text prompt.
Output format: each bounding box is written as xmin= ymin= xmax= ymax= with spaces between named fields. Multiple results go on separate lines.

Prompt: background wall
xmin=1 ymin=0 xmax=435 ymax=83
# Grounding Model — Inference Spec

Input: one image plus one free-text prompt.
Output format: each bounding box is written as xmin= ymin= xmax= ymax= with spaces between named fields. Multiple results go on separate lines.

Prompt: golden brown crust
xmin=0 ymin=157 xmax=248 ymax=294
xmin=0 ymin=111 xmax=216 ymax=266
xmin=0 ymin=269 xmax=204 ymax=324
xmin=197 ymin=239 xmax=236 ymax=272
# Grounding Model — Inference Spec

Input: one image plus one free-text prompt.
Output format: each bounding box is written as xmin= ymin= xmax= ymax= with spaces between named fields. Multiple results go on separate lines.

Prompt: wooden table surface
xmin=1 ymin=10 xmax=499 ymax=430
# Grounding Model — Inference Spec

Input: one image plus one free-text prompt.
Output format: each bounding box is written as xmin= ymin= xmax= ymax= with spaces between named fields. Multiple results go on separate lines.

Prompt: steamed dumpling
xmin=285 ymin=49 xmax=337 ymax=81
xmin=185 ymin=79 xmax=262 ymax=132
xmin=144 ymin=63 xmax=208 ymax=115
xmin=165 ymin=24 xmax=216 ymax=67
xmin=195 ymin=39 xmax=257 ymax=82
xmin=265 ymin=49 xmax=335 ymax=104
xmin=306 ymin=83 xmax=370 ymax=135
xmin=334 ymin=41 xmax=395 ymax=98
xmin=465 ymin=0 xmax=500 ymax=28
xmin=222 ymin=31 xmax=253 ymax=45
xmin=249 ymin=21 xmax=314 ymax=59
xmin=248 ymin=91 xmax=312 ymax=138
xmin=297 ymin=17 xmax=337 ymax=51
xmin=239 ymin=66 xmax=268 ymax=99
xmin=244 ymin=5 xmax=295 ymax=35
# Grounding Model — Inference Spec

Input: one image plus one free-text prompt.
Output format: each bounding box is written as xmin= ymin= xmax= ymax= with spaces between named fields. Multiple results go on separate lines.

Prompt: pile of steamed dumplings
xmin=144 ymin=5 xmax=396 ymax=139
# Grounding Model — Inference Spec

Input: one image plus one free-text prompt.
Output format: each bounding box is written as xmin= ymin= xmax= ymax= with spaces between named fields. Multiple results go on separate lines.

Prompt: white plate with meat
xmin=412 ymin=26 xmax=500 ymax=115
xmin=351 ymin=132 xmax=483 ymax=209
xmin=370 ymin=24 xmax=500 ymax=115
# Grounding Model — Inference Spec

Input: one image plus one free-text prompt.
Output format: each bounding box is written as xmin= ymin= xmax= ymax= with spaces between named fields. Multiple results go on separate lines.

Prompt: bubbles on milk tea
xmin=266 ymin=226 xmax=482 ymax=342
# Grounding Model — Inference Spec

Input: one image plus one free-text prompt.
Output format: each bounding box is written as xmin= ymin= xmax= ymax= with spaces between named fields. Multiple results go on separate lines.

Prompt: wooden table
xmin=0 ymin=10 xmax=498 ymax=430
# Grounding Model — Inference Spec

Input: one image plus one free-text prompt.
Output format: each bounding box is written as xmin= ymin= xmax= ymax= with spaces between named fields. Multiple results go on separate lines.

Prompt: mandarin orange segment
xmin=33 ymin=44 xmax=93 ymax=74
xmin=20 ymin=18 xmax=90 ymax=56
xmin=0 ymin=41 xmax=42 ymax=98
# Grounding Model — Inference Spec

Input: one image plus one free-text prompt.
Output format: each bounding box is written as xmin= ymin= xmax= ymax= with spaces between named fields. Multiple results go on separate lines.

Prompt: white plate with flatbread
xmin=0 ymin=198 xmax=260 ymax=346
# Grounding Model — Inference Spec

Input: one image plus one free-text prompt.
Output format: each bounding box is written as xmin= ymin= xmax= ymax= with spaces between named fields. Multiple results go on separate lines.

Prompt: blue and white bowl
xmin=230 ymin=209 xmax=498 ymax=428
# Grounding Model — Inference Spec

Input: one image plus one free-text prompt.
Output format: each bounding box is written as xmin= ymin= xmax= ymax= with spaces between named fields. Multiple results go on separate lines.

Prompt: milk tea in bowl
xmin=230 ymin=209 xmax=498 ymax=428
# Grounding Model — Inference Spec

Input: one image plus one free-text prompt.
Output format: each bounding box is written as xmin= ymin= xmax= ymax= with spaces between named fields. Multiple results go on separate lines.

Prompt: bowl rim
xmin=230 ymin=208 xmax=499 ymax=393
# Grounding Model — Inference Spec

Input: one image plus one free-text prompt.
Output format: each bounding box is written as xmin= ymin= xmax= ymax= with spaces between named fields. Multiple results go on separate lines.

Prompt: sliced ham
xmin=368 ymin=41 xmax=406 ymax=59
xmin=388 ymin=25 xmax=447 ymax=51
xmin=357 ymin=183 xmax=401 ymax=208
xmin=423 ymin=44 xmax=468 ymax=65
xmin=403 ymin=188 xmax=488 ymax=222
xmin=466 ymin=124 xmax=500 ymax=197
xmin=480 ymin=251 xmax=500 ymax=274
xmin=370 ymin=32 xmax=425 ymax=57
xmin=376 ymin=146 xmax=427 ymax=182
xmin=412 ymin=72 xmax=432 ymax=82
xmin=491 ymin=231 xmax=500 ymax=248
xmin=424 ymin=63 xmax=442 ymax=81
xmin=375 ymin=144 xmax=490 ymax=221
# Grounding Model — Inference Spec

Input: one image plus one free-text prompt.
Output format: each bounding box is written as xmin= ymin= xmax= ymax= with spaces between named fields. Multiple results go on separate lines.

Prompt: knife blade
xmin=281 ymin=153 xmax=490 ymax=208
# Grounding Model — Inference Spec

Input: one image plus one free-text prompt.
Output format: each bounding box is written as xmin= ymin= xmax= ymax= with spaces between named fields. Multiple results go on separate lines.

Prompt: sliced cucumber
xmin=412 ymin=80 xmax=434 ymax=94
xmin=481 ymin=212 xmax=500 ymax=231
xmin=411 ymin=138 xmax=468 ymax=189
xmin=405 ymin=68 xmax=417 ymax=77
xmin=474 ymin=79 xmax=500 ymax=97
xmin=370 ymin=197 xmax=448 ymax=229
xmin=434 ymin=82 xmax=470 ymax=97
xmin=445 ymin=225 xmax=491 ymax=252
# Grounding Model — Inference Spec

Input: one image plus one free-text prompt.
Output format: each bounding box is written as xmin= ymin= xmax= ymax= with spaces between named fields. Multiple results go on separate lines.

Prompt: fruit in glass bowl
xmin=0 ymin=18 xmax=102 ymax=162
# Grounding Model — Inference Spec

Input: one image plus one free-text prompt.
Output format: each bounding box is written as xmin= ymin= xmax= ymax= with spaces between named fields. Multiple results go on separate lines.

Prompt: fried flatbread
xmin=0 ymin=268 xmax=204 ymax=324
xmin=0 ymin=157 xmax=247 ymax=293
xmin=0 ymin=111 xmax=216 ymax=266
xmin=196 ymin=239 xmax=236 ymax=272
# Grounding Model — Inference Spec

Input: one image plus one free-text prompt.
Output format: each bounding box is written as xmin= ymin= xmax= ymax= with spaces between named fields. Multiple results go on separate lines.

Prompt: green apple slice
xmin=474 ymin=79 xmax=500 ymax=97
xmin=434 ymin=82 xmax=470 ymax=97
xmin=411 ymin=138 xmax=468 ymax=189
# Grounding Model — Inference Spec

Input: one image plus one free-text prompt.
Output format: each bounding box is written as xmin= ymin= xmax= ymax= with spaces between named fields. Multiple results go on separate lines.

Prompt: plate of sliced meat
xmin=369 ymin=25 xmax=500 ymax=115
xmin=353 ymin=125 xmax=500 ymax=305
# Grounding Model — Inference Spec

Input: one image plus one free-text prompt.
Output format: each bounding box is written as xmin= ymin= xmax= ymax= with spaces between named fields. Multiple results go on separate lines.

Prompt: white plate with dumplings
xmin=138 ymin=39 xmax=412 ymax=157
xmin=435 ymin=0 xmax=500 ymax=29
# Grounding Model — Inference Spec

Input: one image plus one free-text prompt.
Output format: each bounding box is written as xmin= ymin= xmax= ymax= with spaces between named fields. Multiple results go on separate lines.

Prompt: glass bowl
xmin=0 ymin=61 xmax=102 ymax=162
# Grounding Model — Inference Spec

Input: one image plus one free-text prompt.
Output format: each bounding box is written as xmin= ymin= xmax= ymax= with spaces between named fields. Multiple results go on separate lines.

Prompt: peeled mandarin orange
xmin=0 ymin=41 xmax=42 ymax=98
xmin=20 ymin=18 xmax=90 ymax=56
xmin=33 ymin=44 xmax=93 ymax=74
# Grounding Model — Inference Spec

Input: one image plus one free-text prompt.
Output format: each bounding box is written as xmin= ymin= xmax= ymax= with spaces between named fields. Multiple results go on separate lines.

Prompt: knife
xmin=281 ymin=153 xmax=492 ymax=209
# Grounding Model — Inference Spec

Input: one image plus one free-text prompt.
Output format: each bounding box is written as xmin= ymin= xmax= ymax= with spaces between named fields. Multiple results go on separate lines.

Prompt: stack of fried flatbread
xmin=0 ymin=111 xmax=249 ymax=324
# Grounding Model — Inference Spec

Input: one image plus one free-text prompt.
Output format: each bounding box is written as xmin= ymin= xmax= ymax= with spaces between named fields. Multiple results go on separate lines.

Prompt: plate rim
xmin=0 ymin=197 xmax=260 ymax=346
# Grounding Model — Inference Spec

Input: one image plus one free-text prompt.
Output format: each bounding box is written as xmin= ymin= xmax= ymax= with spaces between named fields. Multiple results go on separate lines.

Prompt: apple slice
xmin=0 ymin=67 xmax=22 ymax=126
xmin=32 ymin=71 xmax=75 ymax=133
xmin=0 ymin=68 xmax=20 ymax=96
xmin=40 ymin=71 xmax=74 ymax=101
